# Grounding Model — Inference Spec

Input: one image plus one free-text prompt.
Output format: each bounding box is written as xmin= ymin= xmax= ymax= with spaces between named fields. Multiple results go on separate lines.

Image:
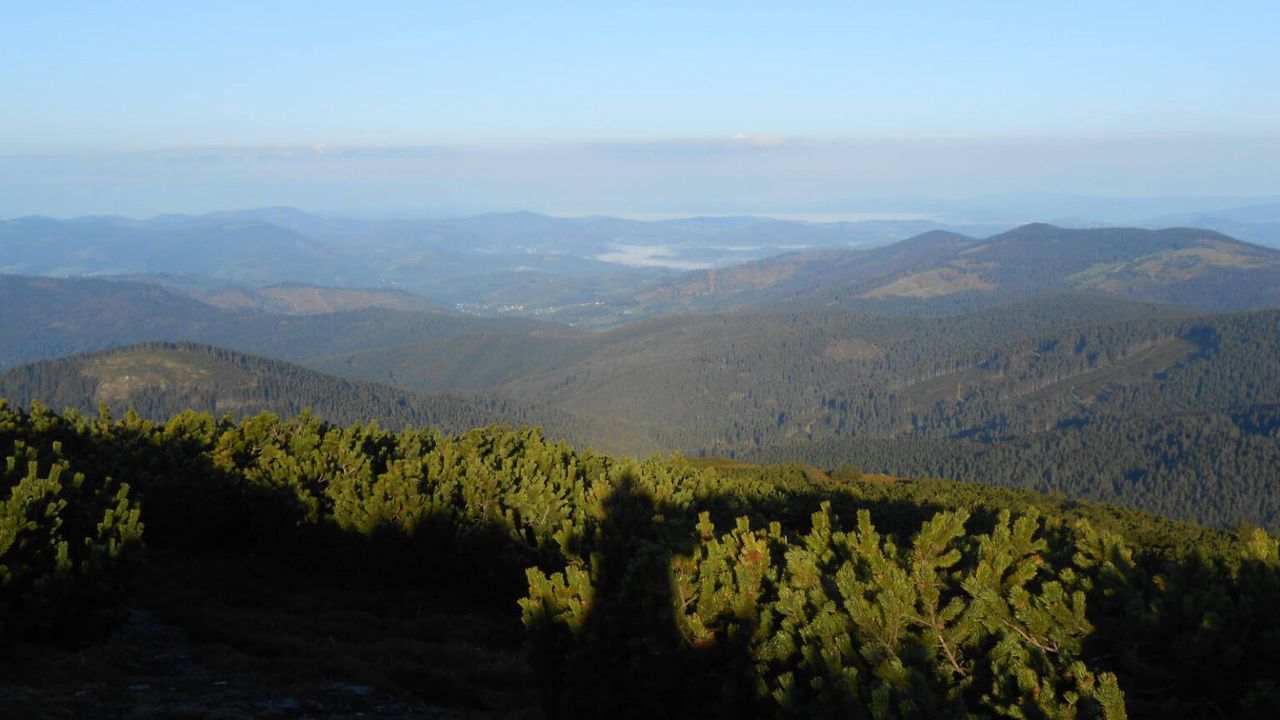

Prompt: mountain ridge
xmin=630 ymin=223 xmax=1280 ymax=316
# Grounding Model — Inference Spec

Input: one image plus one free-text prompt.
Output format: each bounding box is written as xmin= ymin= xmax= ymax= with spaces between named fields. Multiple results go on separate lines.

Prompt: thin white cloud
xmin=594 ymin=244 xmax=713 ymax=270
xmin=4 ymin=135 xmax=1280 ymax=218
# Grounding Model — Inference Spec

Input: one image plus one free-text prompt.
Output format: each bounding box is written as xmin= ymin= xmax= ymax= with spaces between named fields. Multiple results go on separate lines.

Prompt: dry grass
xmin=859 ymin=267 xmax=997 ymax=299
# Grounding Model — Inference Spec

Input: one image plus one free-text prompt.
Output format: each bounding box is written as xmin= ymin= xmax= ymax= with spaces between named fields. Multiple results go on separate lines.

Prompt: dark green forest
xmin=3 ymin=403 xmax=1278 ymax=717
xmin=0 ymin=341 xmax=646 ymax=454
xmin=746 ymin=406 xmax=1280 ymax=531
xmin=7 ymin=299 xmax=1279 ymax=531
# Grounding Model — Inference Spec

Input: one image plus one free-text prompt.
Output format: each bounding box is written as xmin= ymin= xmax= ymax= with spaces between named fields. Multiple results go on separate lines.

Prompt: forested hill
xmin=0 ymin=273 xmax=570 ymax=371
xmin=4 ymin=273 xmax=1277 ymax=530
xmin=486 ymin=298 xmax=1245 ymax=452
xmin=635 ymin=224 xmax=1280 ymax=315
xmin=561 ymin=305 xmax=1279 ymax=530
xmin=0 ymin=341 xmax=647 ymax=452
xmin=0 ymin=275 xmax=228 ymax=368
xmin=117 ymin=277 xmax=453 ymax=315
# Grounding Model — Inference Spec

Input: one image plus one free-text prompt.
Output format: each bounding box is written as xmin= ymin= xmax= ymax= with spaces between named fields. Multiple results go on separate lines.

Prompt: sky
xmin=3 ymin=1 xmax=1279 ymax=218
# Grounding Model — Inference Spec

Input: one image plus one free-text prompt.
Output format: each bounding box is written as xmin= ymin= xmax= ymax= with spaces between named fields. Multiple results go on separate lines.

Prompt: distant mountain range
xmin=1144 ymin=201 xmax=1280 ymax=250
xmin=6 ymin=221 xmax=1280 ymax=380
xmin=10 ymin=208 xmax=1279 ymax=324
xmin=0 ymin=208 xmax=1008 ymax=319
xmin=0 ymin=213 xmax=341 ymax=283
xmin=629 ymin=224 xmax=1280 ymax=317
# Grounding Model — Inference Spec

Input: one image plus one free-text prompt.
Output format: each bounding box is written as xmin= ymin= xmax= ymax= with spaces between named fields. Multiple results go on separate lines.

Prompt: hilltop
xmin=0 ymin=342 xmax=650 ymax=453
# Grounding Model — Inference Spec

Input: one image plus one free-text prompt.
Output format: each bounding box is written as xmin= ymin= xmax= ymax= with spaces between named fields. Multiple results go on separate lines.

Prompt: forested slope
xmin=126 ymin=277 xmax=452 ymax=315
xmin=0 ymin=342 xmax=653 ymax=454
xmin=492 ymin=295 xmax=1201 ymax=450
xmin=745 ymin=406 xmax=1280 ymax=531
xmin=0 ymin=274 xmax=571 ymax=371
xmin=5 ymin=287 xmax=1278 ymax=529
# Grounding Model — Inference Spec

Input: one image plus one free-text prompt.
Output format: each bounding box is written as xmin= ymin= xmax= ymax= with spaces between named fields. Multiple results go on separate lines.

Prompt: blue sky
xmin=3 ymin=1 xmax=1279 ymax=217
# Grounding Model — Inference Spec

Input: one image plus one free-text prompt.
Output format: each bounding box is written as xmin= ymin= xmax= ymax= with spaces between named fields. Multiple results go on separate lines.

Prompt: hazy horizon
xmin=6 ymin=136 xmax=1280 ymax=223
xmin=5 ymin=1 xmax=1279 ymax=220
